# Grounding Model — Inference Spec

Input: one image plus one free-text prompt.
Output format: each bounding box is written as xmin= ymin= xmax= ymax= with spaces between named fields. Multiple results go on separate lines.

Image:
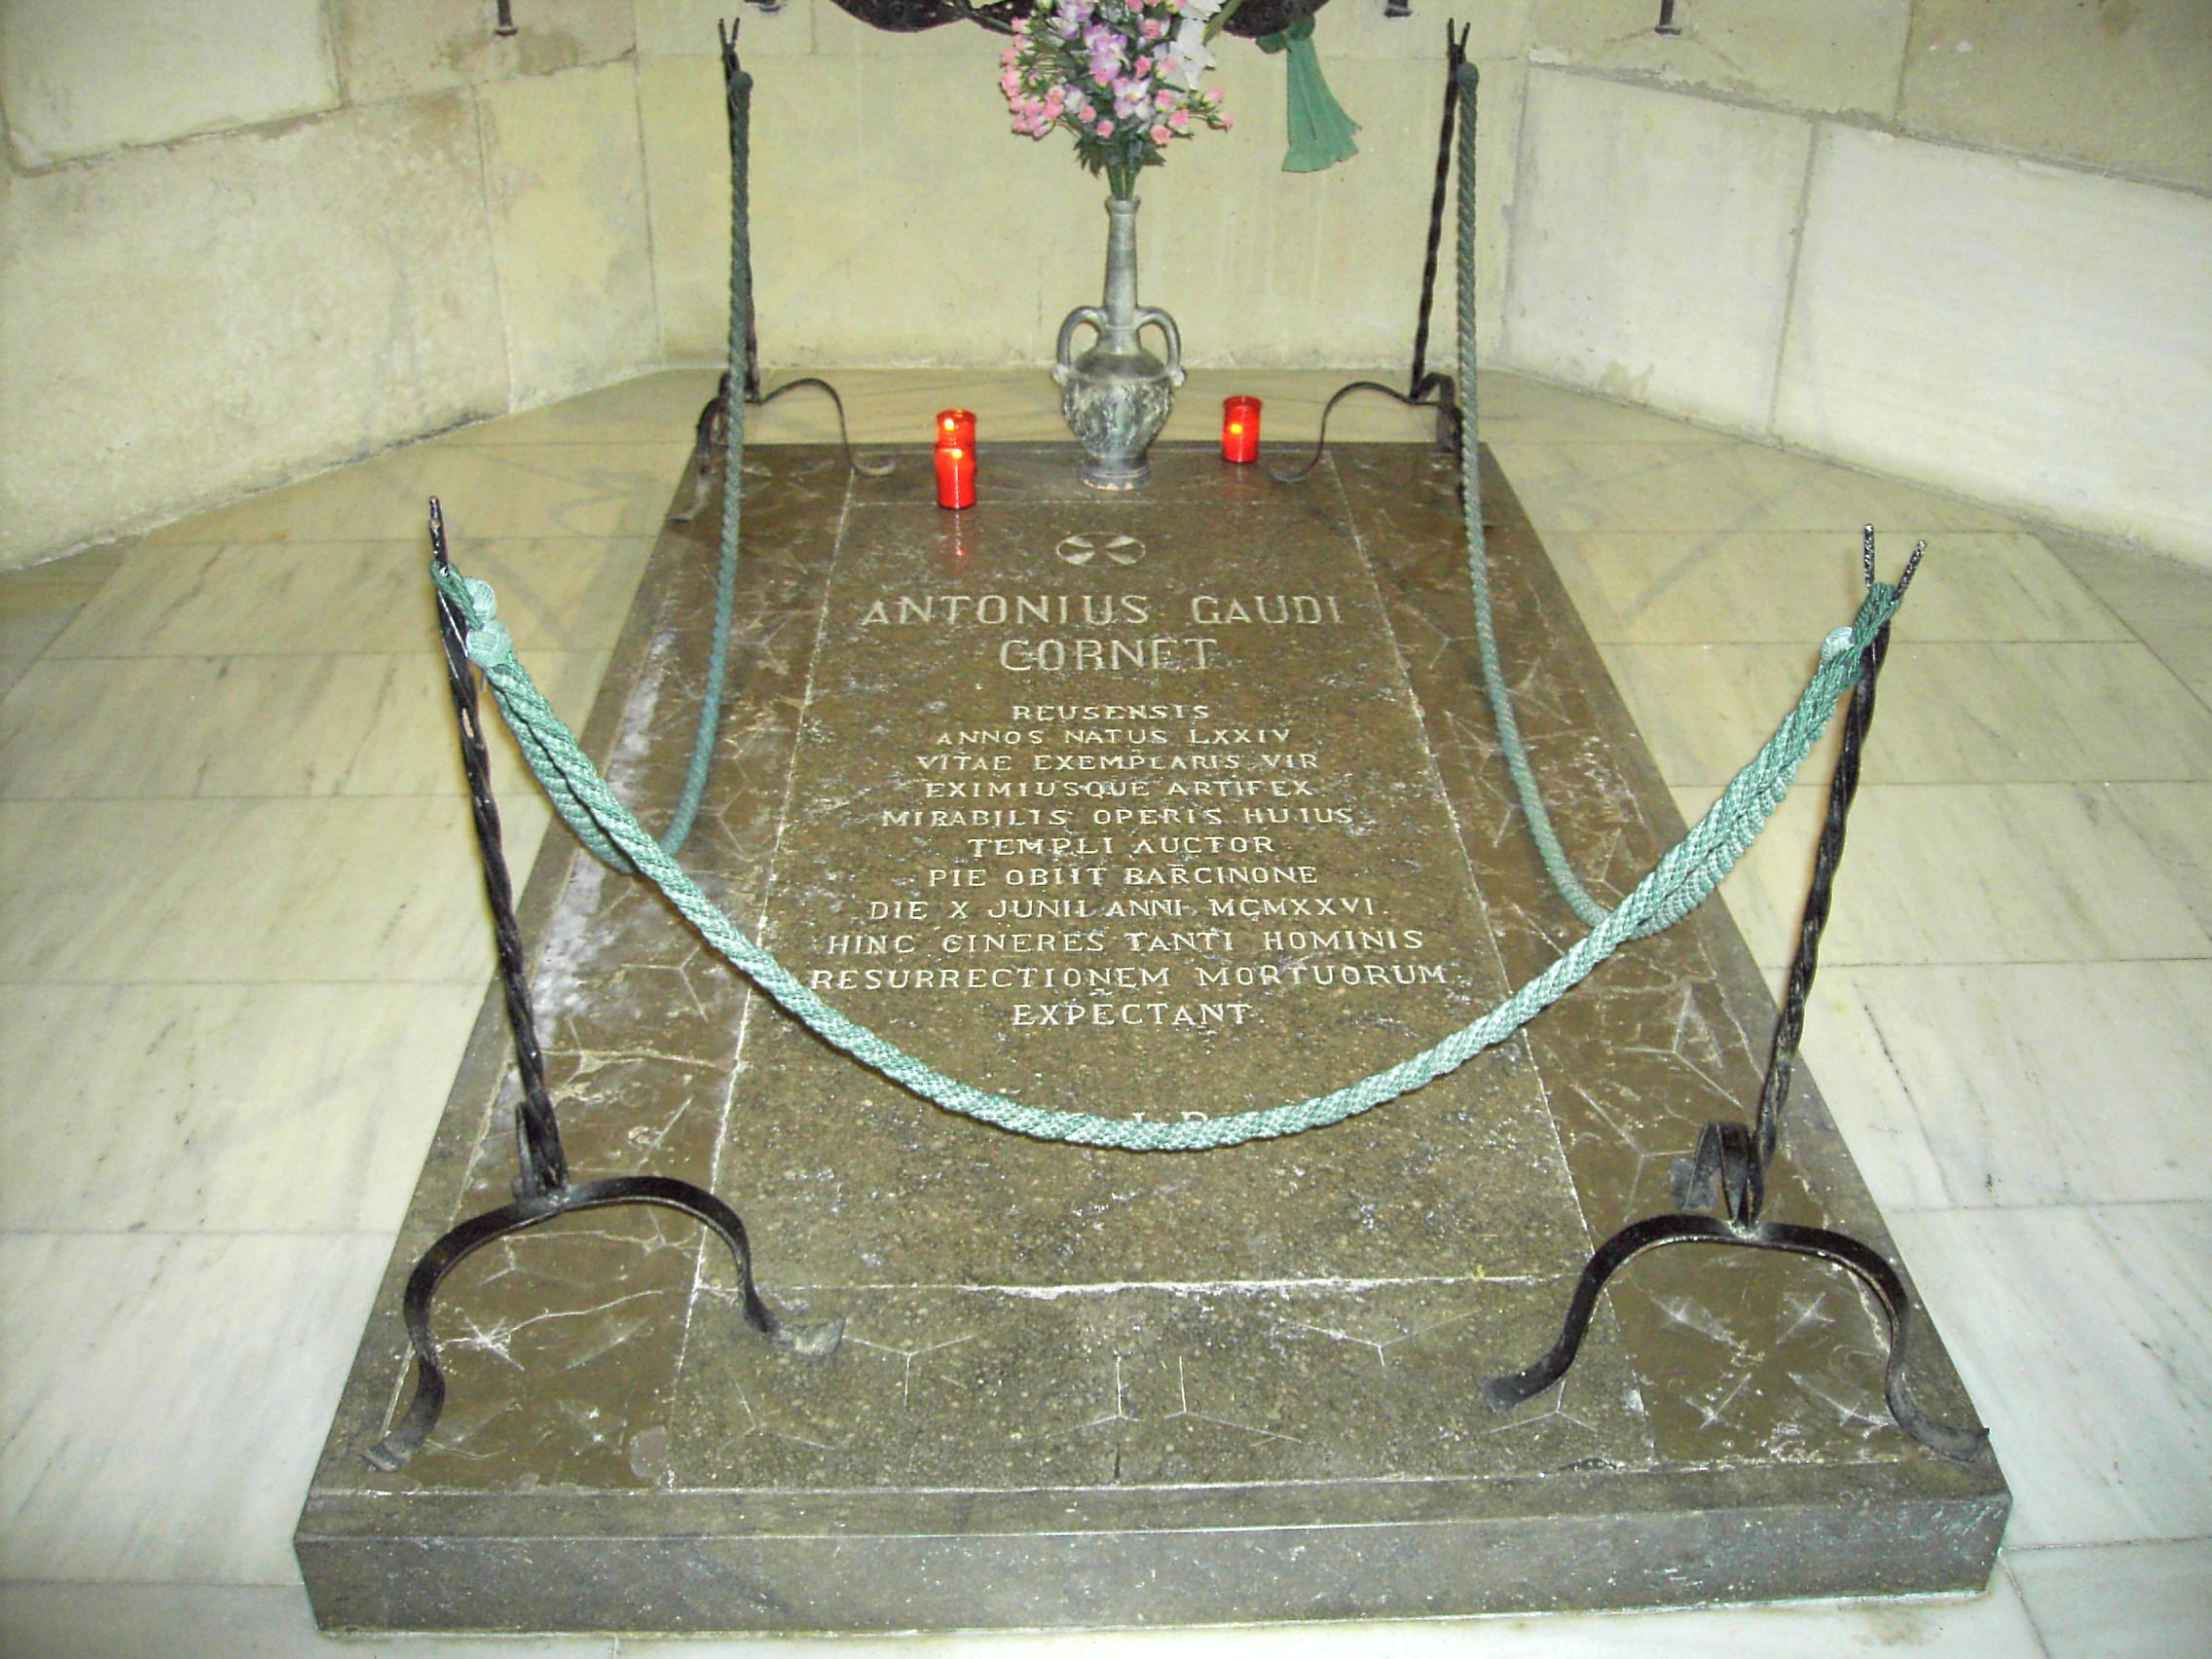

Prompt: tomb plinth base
xmin=298 ymin=445 xmax=2006 ymax=1634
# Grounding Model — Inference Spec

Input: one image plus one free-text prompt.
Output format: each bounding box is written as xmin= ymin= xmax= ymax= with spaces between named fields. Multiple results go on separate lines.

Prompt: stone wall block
xmin=1502 ymin=68 xmax=1810 ymax=431
xmin=335 ymin=0 xmax=635 ymax=107
xmin=645 ymin=48 xmax=1518 ymax=371
xmin=2 ymin=0 xmax=338 ymax=167
xmin=1303 ymin=0 xmax=1533 ymax=62
xmin=1775 ymin=126 xmax=2212 ymax=565
xmin=747 ymin=55 xmax=1068 ymax=363
xmin=1137 ymin=55 xmax=1521 ymax=368
xmin=479 ymin=62 xmax=660 ymax=408
xmin=639 ymin=56 xmax=735 ymax=363
xmin=1529 ymin=0 xmax=1910 ymax=118
xmin=637 ymin=0 xmax=815 ymax=59
xmin=0 ymin=93 xmax=507 ymax=566
xmin=1902 ymin=0 xmax=2212 ymax=194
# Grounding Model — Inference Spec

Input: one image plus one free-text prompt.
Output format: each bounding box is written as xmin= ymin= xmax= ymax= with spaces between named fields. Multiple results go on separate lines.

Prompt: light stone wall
xmin=0 ymin=0 xmax=658 ymax=568
xmin=3 ymin=0 xmax=2210 ymax=568
xmin=1503 ymin=3 xmax=2212 ymax=566
xmin=634 ymin=2 xmax=1519 ymax=370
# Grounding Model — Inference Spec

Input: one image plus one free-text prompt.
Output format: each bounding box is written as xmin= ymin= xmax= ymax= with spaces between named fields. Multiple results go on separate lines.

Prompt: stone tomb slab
xmin=299 ymin=444 xmax=2007 ymax=1633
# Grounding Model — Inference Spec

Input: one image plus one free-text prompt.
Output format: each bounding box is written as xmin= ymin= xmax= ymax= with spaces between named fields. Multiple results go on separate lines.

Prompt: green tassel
xmin=1256 ymin=17 xmax=1359 ymax=173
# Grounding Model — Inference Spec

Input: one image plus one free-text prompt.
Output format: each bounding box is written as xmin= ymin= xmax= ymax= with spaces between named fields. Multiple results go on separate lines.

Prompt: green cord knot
xmin=429 ymin=563 xmax=515 ymax=672
xmin=460 ymin=578 xmax=513 ymax=671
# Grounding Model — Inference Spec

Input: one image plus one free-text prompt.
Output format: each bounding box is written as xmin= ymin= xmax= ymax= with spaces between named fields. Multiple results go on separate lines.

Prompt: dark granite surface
xmin=299 ymin=443 xmax=2006 ymax=1633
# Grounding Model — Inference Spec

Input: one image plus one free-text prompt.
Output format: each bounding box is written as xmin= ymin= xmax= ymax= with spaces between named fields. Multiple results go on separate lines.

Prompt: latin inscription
xmin=779 ymin=560 xmax=1478 ymax=1048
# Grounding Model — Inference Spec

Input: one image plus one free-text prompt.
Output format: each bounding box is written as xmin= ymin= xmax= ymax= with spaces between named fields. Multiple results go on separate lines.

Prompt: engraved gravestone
xmin=665 ymin=487 xmax=1641 ymax=1497
xmin=299 ymin=448 xmax=2005 ymax=1634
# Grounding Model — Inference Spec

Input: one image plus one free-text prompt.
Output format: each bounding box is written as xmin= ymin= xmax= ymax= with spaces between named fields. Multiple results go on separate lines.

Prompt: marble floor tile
xmin=0 ymin=981 xmax=480 ymax=1234
xmin=1468 ymin=374 xmax=1741 ymax=445
xmin=615 ymin=1578 xmax=2043 ymax=1657
xmin=1545 ymin=531 xmax=2127 ymax=645
xmin=0 ymin=545 xmax=129 ymax=588
xmin=144 ymin=442 xmax=693 ymax=546
xmin=1610 ymin=642 xmax=2212 ymax=787
xmin=1490 ymin=439 xmax=2020 ymax=538
xmin=0 ymin=544 xmax=128 ymax=702
xmin=0 ymin=1584 xmax=619 ymax=1659
xmin=2052 ymin=535 xmax=2212 ymax=703
xmin=2142 ymin=626 xmax=2212 ymax=705
xmin=2043 ymin=526 xmax=2212 ymax=643
xmin=2039 ymin=531 xmax=2212 ymax=703
xmin=0 ymin=795 xmax=547 ymax=985
xmin=0 ymin=650 xmax=606 ymax=802
xmin=2098 ymin=782 xmax=2212 ymax=944
xmin=1800 ymin=962 xmax=2212 ymax=1211
xmin=44 ymin=536 xmax=653 ymax=660
xmin=1677 ymin=782 xmax=2212 ymax=971
xmin=2009 ymin=1538 xmax=2212 ymax=1659
xmin=444 ymin=367 xmax=720 ymax=448
xmin=0 ymin=1233 xmax=392 ymax=1584
xmin=1888 ymin=1203 xmax=2212 ymax=1549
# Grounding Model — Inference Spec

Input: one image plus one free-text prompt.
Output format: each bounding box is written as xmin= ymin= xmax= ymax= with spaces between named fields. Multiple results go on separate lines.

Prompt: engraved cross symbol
xmin=1055 ymin=533 xmax=1145 ymax=567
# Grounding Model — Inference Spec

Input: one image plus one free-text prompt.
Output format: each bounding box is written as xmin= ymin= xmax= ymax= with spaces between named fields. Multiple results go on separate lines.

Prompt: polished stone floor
xmin=3 ymin=369 xmax=2208 ymax=1655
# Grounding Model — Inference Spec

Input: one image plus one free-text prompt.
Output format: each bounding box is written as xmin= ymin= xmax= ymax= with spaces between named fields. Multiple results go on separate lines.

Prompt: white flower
xmin=1159 ymin=15 xmax=1216 ymax=91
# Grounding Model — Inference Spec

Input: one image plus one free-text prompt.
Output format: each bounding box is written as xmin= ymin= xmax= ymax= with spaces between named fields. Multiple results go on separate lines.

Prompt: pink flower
xmin=1219 ymin=111 xmax=1233 ymax=128
xmin=1133 ymin=55 xmax=1152 ymax=75
xmin=1168 ymin=109 xmax=1189 ymax=130
xmin=1149 ymin=123 xmax=1170 ymax=144
xmin=1096 ymin=119 xmax=1115 ymax=136
xmin=1155 ymin=88 xmax=1175 ymax=109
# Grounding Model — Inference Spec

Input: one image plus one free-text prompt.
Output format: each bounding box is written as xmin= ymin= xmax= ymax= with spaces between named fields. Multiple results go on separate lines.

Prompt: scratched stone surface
xmin=300 ymin=444 xmax=2006 ymax=1634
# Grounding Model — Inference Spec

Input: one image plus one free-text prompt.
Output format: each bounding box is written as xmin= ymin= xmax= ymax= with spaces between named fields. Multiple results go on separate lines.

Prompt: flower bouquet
xmin=1000 ymin=0 xmax=1233 ymax=201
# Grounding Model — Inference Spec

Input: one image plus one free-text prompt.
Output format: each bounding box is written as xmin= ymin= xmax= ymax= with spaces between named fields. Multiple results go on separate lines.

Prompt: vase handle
xmin=1052 ymin=307 xmax=1107 ymax=386
xmin=1135 ymin=307 xmax=1186 ymax=387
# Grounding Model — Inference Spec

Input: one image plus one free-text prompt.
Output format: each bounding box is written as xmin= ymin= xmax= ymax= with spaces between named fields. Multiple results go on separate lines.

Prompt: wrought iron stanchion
xmin=1482 ymin=532 xmax=1989 ymax=1464
xmin=690 ymin=21 xmax=894 ymax=490
xmin=1272 ymin=20 xmax=1469 ymax=483
xmin=363 ymin=499 xmax=839 ymax=1474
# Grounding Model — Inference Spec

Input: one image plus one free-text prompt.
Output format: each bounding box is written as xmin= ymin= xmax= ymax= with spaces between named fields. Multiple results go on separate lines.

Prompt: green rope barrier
xmin=433 ymin=558 xmax=1903 ymax=1153
xmin=1454 ymin=63 xmax=1609 ymax=930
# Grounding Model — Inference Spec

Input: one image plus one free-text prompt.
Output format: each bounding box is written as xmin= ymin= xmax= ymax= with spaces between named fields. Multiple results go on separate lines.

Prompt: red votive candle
xmin=1222 ymin=395 xmax=1262 ymax=463
xmin=936 ymin=408 xmax=977 ymax=451
xmin=936 ymin=443 xmax=977 ymax=510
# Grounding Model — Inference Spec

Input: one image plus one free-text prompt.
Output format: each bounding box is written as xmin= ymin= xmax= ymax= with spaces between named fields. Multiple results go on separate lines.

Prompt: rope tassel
xmin=1257 ymin=17 xmax=1359 ymax=172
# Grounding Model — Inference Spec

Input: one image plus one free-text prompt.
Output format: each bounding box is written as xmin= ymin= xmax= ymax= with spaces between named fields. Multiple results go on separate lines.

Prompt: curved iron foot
xmin=365 ymin=1175 xmax=841 ymax=1472
xmin=755 ymin=377 xmax=898 ymax=476
xmin=1269 ymin=376 xmax=1461 ymax=484
xmin=673 ymin=375 xmax=894 ymax=525
xmin=1480 ymin=1213 xmax=1988 ymax=1463
xmin=670 ymin=381 xmax=738 ymax=523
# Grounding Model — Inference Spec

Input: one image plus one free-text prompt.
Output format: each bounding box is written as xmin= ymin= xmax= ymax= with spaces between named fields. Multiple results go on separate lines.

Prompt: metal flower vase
xmin=1054 ymin=196 xmax=1184 ymax=490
